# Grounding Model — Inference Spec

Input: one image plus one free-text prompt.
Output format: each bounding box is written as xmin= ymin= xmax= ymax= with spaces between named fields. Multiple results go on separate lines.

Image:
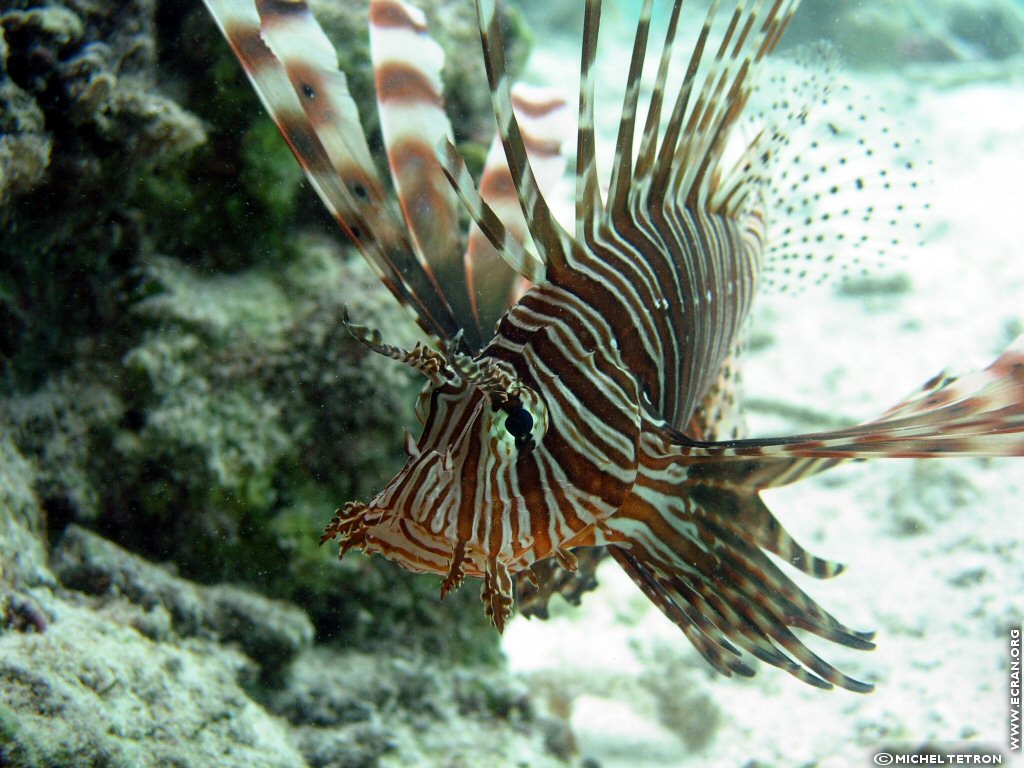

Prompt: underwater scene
xmin=1 ymin=0 xmax=1022 ymax=766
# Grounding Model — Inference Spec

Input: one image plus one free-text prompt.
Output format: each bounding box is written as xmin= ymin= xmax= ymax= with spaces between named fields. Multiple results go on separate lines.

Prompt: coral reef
xmin=0 ymin=0 xmax=570 ymax=766
xmin=0 ymin=522 xmax=569 ymax=767
xmin=2 ymin=528 xmax=309 ymax=768
xmin=271 ymin=648 xmax=572 ymax=768
xmin=0 ymin=434 xmax=47 ymax=588
xmin=0 ymin=0 xmax=206 ymax=388
xmin=1 ymin=602 xmax=306 ymax=768
xmin=51 ymin=526 xmax=315 ymax=674
xmin=0 ymin=20 xmax=51 ymax=208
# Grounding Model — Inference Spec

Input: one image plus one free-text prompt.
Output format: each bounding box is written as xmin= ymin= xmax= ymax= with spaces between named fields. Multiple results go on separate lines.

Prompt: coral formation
xmin=0 ymin=0 xmax=206 ymax=387
xmin=0 ymin=0 xmax=519 ymax=642
xmin=0 ymin=0 xmax=565 ymax=765
xmin=1 ymin=596 xmax=308 ymax=768
xmin=270 ymin=648 xmax=571 ymax=768
xmin=0 ymin=434 xmax=44 ymax=581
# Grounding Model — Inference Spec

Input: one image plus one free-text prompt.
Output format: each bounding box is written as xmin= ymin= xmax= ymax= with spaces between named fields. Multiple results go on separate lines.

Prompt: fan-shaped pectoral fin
xmin=202 ymin=0 xmax=464 ymax=344
xmin=605 ymin=421 xmax=875 ymax=691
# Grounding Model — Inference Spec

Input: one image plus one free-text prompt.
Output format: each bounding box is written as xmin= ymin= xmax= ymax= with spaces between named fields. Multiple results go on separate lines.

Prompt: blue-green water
xmin=1 ymin=1 xmax=1021 ymax=766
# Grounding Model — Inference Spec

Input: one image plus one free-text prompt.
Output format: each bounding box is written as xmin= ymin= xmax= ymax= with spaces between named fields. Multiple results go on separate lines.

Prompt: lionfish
xmin=203 ymin=0 xmax=1024 ymax=692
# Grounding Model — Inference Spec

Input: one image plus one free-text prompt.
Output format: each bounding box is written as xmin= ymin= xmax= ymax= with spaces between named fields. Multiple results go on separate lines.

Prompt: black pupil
xmin=504 ymin=407 xmax=533 ymax=439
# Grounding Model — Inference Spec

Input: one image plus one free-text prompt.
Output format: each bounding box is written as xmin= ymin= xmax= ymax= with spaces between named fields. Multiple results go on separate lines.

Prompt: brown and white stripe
xmin=208 ymin=0 xmax=1024 ymax=691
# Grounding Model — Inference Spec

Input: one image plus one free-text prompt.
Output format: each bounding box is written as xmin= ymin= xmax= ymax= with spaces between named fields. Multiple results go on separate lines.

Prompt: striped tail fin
xmin=684 ymin=335 xmax=1024 ymax=462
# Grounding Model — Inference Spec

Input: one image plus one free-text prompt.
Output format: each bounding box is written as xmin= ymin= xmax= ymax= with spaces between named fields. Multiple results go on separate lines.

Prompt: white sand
xmin=505 ymin=11 xmax=1024 ymax=766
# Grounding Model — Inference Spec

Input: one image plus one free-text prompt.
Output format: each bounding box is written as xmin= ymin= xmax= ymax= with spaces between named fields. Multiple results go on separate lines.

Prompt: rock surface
xmin=0 ymin=1 xmax=570 ymax=767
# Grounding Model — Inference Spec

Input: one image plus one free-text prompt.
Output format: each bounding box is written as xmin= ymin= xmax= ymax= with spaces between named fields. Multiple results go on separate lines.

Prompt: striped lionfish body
xmin=204 ymin=0 xmax=1024 ymax=691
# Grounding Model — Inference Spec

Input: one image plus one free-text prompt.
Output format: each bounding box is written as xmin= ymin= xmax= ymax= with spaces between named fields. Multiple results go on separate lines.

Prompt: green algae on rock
xmin=0 ymin=0 xmax=560 ymax=766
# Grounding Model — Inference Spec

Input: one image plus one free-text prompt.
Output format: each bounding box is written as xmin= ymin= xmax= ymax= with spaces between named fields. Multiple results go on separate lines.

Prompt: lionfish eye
xmin=504 ymin=407 xmax=533 ymax=439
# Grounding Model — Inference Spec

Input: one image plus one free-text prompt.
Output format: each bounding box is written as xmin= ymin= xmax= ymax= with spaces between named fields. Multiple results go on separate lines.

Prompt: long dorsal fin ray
xmin=369 ymin=0 xmax=480 ymax=350
xmin=465 ymin=85 xmax=570 ymax=338
xmin=475 ymin=0 xmax=573 ymax=273
xmin=203 ymin=0 xmax=463 ymax=343
xmin=575 ymin=0 xmax=604 ymax=243
xmin=661 ymin=0 xmax=800 ymax=212
xmin=632 ymin=0 xmax=688 ymax=187
xmin=437 ymin=140 xmax=546 ymax=287
xmin=649 ymin=0 xmax=732 ymax=203
xmin=606 ymin=0 xmax=654 ymax=215
xmin=464 ymin=135 xmax=529 ymax=339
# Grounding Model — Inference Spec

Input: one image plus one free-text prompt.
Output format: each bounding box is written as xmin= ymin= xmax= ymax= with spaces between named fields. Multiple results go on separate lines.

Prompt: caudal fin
xmin=684 ymin=335 xmax=1024 ymax=461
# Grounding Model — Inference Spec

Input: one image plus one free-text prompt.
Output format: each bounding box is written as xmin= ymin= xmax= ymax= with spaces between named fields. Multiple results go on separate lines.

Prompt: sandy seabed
xmin=502 ymin=15 xmax=1024 ymax=768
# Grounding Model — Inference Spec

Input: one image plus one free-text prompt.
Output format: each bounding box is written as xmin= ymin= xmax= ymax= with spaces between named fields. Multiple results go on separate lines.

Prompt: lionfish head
xmin=322 ymin=315 xmax=548 ymax=621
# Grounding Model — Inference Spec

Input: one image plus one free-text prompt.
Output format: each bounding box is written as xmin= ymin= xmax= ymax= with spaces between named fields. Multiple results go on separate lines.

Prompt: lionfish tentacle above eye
xmin=206 ymin=0 xmax=1024 ymax=693
xmin=341 ymin=308 xmax=451 ymax=385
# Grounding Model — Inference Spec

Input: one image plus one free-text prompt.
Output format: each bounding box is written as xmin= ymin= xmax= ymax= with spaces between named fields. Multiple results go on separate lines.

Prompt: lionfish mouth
xmin=322 ymin=499 xmax=451 ymax=576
